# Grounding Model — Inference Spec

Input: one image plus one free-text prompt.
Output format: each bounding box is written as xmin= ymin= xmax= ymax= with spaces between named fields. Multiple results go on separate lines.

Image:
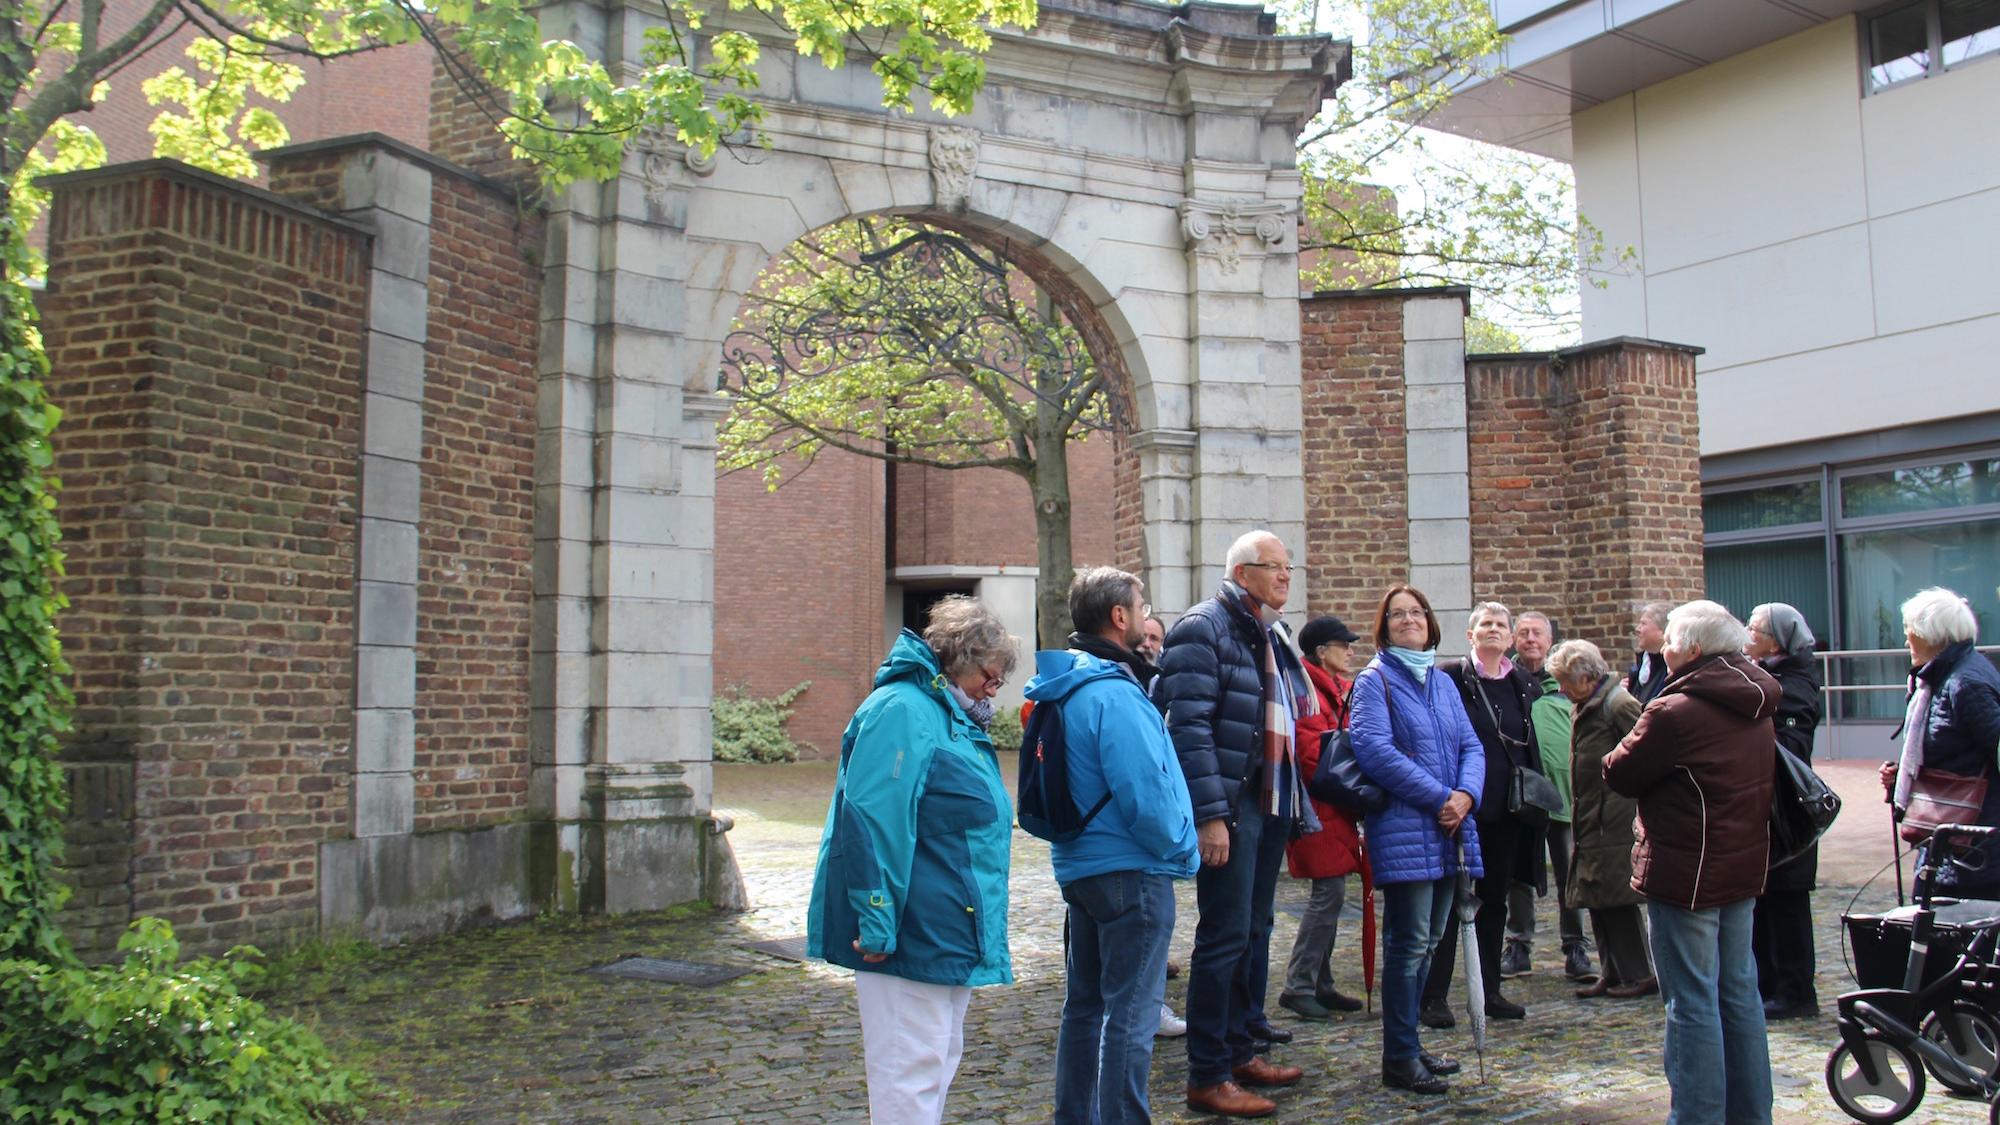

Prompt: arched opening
xmin=707 ymin=213 xmax=1147 ymax=764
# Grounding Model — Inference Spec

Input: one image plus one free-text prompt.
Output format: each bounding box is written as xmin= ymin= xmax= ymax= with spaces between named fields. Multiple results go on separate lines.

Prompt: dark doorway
xmin=902 ymin=584 xmax=978 ymax=635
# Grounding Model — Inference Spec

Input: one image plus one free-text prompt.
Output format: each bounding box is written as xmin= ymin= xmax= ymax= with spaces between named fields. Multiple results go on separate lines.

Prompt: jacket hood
xmin=1662 ymin=651 xmax=1780 ymax=721
xmin=876 ymin=629 xmax=944 ymax=688
xmin=1025 ymin=648 xmax=1134 ymax=702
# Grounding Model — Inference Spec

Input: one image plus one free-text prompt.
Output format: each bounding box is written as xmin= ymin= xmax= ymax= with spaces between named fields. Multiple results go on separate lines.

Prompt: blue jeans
xmin=1381 ymin=877 xmax=1456 ymax=1063
xmin=1185 ymin=786 xmax=1289 ymax=1087
xmin=1054 ymin=870 xmax=1175 ymax=1125
xmin=1648 ymin=898 xmax=1772 ymax=1125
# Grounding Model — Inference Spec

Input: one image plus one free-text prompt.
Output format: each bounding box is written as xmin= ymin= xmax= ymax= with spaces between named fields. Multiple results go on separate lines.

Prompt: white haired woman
xmin=1547 ymin=638 xmax=1655 ymax=1000
xmin=1604 ymin=600 xmax=1780 ymax=1125
xmin=807 ymin=596 xmax=1020 ymax=1124
xmin=1879 ymin=587 xmax=2000 ymax=901
xmin=1745 ymin=603 xmax=1823 ymax=1021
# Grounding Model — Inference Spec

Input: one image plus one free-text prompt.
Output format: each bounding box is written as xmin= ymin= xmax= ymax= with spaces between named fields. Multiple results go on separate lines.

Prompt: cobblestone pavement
xmin=268 ymin=759 xmax=1990 ymax=1123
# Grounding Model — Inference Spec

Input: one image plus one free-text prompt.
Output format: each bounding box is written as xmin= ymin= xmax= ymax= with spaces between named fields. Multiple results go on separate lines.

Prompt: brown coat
xmin=1604 ymin=651 xmax=1781 ymax=912
xmin=1567 ymin=678 xmax=1646 ymax=910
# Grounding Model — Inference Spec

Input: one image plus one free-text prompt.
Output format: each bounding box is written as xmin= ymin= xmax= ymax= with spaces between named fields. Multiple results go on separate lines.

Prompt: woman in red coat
xmin=1279 ymin=616 xmax=1376 ymax=1019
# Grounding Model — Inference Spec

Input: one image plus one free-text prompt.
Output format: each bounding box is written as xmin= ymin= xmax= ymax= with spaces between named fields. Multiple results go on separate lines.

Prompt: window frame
xmin=1832 ymin=446 xmax=2000 ymax=533
xmin=1701 ymin=471 xmax=1826 ymax=546
xmin=1864 ymin=0 xmax=2000 ymax=92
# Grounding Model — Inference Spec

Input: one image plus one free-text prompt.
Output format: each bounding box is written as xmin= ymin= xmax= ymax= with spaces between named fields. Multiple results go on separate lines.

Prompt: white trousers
xmin=855 ymin=972 xmax=973 ymax=1125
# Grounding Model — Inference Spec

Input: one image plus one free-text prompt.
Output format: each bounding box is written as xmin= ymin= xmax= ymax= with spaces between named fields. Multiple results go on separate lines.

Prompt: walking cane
xmin=1888 ymin=786 xmax=1906 ymax=907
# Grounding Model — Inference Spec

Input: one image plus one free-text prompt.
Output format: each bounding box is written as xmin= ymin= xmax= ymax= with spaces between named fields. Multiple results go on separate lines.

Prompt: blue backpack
xmin=1016 ymin=691 xmax=1113 ymax=843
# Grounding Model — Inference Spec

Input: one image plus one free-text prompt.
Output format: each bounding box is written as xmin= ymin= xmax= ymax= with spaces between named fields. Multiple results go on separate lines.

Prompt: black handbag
xmin=1506 ymin=766 xmax=1566 ymax=831
xmin=1769 ymin=744 xmax=1841 ymax=870
xmin=1307 ymin=673 xmax=1392 ymax=816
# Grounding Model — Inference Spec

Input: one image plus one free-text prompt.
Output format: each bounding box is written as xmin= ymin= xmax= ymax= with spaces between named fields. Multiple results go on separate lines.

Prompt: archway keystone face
xmin=527 ymin=0 xmax=1345 ymax=912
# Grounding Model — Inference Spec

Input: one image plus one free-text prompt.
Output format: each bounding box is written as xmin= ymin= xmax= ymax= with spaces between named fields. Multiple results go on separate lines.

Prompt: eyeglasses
xmin=979 ymin=665 xmax=1007 ymax=690
xmin=1387 ymin=608 xmax=1428 ymax=622
xmin=1243 ymin=562 xmax=1295 ymax=575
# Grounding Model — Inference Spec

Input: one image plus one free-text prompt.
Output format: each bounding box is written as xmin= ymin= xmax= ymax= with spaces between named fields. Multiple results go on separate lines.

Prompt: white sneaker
xmin=1156 ymin=1003 xmax=1187 ymax=1038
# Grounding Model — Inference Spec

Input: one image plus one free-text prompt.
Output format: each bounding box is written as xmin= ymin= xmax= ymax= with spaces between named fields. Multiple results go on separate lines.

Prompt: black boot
xmin=1382 ymin=1057 xmax=1449 ymax=1094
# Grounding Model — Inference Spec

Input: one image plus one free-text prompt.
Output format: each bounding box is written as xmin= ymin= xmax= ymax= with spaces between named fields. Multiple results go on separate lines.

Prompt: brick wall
xmin=42 ymin=166 xmax=368 ymax=954
xmin=1299 ymin=293 xmax=1412 ymax=642
xmin=1465 ymin=341 xmax=1705 ymax=653
xmin=409 ymin=175 xmax=541 ymax=829
xmin=715 ymin=452 xmax=887 ymax=756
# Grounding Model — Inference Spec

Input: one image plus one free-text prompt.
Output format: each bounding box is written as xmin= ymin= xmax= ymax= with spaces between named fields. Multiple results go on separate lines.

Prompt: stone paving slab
xmin=262 ymin=760 xmax=1990 ymax=1123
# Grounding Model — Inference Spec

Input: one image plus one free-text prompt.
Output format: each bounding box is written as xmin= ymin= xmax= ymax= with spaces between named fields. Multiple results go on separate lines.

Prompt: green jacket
xmin=1530 ymin=668 xmax=1575 ymax=824
xmin=807 ymin=630 xmax=1014 ymax=987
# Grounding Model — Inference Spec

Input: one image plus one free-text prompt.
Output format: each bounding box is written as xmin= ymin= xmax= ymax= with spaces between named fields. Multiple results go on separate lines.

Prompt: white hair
xmin=1467 ymin=601 xmax=1511 ymax=631
xmin=1664 ymin=600 xmax=1748 ymax=659
xmin=1902 ymin=587 xmax=1978 ymax=646
xmin=1225 ymin=530 xmax=1282 ymax=574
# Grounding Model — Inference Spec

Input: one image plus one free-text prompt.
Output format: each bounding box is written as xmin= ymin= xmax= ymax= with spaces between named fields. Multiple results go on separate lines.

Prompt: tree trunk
xmin=1027 ymin=412 xmax=1073 ymax=650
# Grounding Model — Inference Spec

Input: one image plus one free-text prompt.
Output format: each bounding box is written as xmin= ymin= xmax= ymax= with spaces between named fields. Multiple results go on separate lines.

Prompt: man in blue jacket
xmin=1029 ymin=567 xmax=1199 ymax=1125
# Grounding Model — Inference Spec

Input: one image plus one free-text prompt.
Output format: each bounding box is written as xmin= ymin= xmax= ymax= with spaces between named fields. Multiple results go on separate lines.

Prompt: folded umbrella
xmin=1456 ymin=838 xmax=1488 ymax=1082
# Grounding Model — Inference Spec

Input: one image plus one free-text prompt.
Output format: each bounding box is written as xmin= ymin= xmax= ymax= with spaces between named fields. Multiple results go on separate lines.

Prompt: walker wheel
xmin=1827 ymin=1032 xmax=1927 ymax=1123
xmin=1921 ymin=1003 xmax=2000 ymax=1096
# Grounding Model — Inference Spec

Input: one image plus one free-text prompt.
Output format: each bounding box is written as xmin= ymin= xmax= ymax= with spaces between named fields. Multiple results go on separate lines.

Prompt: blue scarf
xmin=1387 ymin=646 xmax=1435 ymax=684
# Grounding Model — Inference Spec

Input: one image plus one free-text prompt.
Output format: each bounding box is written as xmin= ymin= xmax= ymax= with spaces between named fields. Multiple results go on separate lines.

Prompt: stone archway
xmin=517 ymin=0 xmax=1346 ymax=912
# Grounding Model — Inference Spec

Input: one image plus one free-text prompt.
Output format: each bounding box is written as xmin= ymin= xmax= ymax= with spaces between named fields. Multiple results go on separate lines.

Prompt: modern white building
xmin=1432 ymin=0 xmax=2000 ymax=750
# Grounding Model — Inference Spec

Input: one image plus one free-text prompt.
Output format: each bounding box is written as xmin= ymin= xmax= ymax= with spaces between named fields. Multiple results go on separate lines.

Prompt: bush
xmin=0 ymin=918 xmax=365 ymax=1123
xmin=987 ymin=705 xmax=1023 ymax=755
xmin=712 ymin=681 xmax=811 ymax=763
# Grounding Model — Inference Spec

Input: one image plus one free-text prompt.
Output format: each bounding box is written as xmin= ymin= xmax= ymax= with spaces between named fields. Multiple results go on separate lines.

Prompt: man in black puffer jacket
xmin=1158 ymin=530 xmax=1319 ymax=1118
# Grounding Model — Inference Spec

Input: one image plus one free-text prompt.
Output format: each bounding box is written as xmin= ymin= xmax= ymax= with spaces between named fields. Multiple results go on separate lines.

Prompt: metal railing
xmin=1817 ymin=645 xmax=2000 ymax=726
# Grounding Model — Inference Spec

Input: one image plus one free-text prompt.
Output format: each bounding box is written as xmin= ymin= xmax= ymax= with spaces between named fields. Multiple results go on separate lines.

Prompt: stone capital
xmin=1179 ymin=198 xmax=1290 ymax=275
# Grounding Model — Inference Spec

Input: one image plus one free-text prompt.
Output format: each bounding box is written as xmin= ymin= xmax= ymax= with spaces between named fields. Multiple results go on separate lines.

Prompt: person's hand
xmin=1880 ymin=760 xmax=1898 ymax=799
xmin=851 ymin=939 xmax=888 ymax=964
xmin=1437 ymin=790 xmax=1473 ymax=833
xmin=1198 ymin=819 xmax=1231 ymax=868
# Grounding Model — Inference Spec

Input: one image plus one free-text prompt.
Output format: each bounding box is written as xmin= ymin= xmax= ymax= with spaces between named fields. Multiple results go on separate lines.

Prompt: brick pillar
xmin=1464 ymin=338 xmax=1705 ymax=652
xmin=40 ymin=162 xmax=368 ymax=953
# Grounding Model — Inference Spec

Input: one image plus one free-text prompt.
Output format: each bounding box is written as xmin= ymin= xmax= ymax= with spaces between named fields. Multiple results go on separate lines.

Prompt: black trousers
xmin=1423 ymin=816 xmax=1530 ymax=1006
xmin=1752 ymin=889 xmax=1817 ymax=1006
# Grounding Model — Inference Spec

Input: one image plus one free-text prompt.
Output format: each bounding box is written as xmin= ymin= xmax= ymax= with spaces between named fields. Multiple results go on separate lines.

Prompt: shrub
xmin=987 ymin=705 xmax=1023 ymax=755
xmin=0 ymin=917 xmax=365 ymax=1123
xmin=712 ymin=681 xmax=811 ymax=763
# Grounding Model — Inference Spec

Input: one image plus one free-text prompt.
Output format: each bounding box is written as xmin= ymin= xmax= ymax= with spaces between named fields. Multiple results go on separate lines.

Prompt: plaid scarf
xmin=1222 ymin=586 xmax=1318 ymax=819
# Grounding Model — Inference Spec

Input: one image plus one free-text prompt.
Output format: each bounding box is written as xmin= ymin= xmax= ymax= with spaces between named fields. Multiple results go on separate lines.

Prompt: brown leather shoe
xmin=1186 ymin=1080 xmax=1276 ymax=1117
xmin=1574 ymin=976 xmax=1611 ymax=999
xmin=1607 ymin=976 xmax=1659 ymax=999
xmin=1232 ymin=1056 xmax=1305 ymax=1088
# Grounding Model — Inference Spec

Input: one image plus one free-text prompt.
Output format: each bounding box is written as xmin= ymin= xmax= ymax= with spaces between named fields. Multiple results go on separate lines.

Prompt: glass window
xmin=1703 ymin=480 xmax=1823 ymax=534
xmin=1840 ymin=456 xmax=2000 ymax=519
xmin=1838 ymin=516 xmax=2000 ymax=718
xmin=1704 ymin=538 xmax=1830 ymax=645
xmin=1871 ymin=2 xmax=1935 ymax=86
xmin=1944 ymin=0 xmax=2000 ymax=66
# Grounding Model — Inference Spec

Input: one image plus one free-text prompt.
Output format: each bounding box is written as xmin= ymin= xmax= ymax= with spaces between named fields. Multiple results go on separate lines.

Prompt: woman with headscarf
xmin=1744 ymin=602 xmax=1823 ymax=1021
xmin=807 ymin=596 xmax=1020 ymax=1124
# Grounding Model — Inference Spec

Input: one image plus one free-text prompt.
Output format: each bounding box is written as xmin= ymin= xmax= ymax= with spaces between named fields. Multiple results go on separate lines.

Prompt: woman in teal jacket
xmin=807 ymin=596 xmax=1018 ymax=1124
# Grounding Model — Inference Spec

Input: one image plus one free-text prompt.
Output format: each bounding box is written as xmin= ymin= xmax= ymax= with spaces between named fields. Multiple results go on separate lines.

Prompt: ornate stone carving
xmin=1179 ymin=198 xmax=1291 ymax=275
xmin=928 ymin=126 xmax=982 ymax=213
xmin=635 ymin=128 xmax=717 ymax=205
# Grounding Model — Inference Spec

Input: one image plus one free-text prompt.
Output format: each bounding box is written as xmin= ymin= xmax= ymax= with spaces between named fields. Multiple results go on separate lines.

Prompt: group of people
xmin=806 ymin=529 xmax=2000 ymax=1125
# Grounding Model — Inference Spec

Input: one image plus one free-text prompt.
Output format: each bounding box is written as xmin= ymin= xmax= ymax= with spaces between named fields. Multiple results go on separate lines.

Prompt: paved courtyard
xmin=268 ymin=758 xmax=1989 ymax=1123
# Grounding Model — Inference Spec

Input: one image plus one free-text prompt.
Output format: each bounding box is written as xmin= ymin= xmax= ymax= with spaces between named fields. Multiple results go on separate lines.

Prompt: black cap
xmin=1299 ymin=616 xmax=1360 ymax=653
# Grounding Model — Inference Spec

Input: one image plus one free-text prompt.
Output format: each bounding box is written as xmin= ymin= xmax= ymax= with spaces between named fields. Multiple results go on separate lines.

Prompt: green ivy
xmin=711 ymin=682 xmax=811 ymax=764
xmin=0 ymin=212 xmax=74 ymax=966
xmin=0 ymin=917 xmax=365 ymax=1123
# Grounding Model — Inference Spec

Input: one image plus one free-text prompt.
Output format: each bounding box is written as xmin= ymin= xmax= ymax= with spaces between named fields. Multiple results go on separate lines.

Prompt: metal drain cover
xmin=739 ymin=936 xmax=809 ymax=963
xmin=589 ymin=957 xmax=753 ymax=986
